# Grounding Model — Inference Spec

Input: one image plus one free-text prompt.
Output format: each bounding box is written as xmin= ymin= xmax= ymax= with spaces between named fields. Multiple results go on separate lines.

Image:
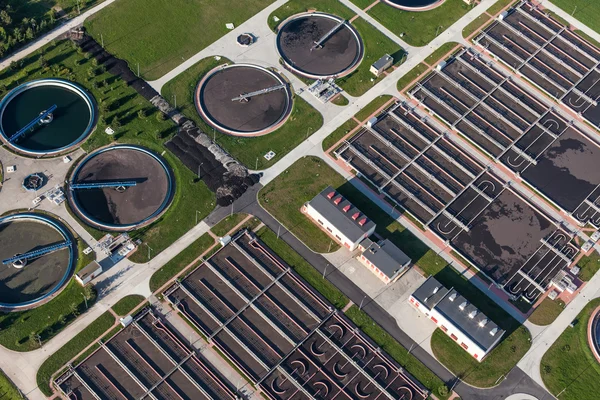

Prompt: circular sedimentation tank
xmin=68 ymin=145 xmax=174 ymax=231
xmin=276 ymin=12 xmax=364 ymax=79
xmin=382 ymin=0 xmax=445 ymax=10
xmin=0 ymin=79 xmax=96 ymax=157
xmin=0 ymin=213 xmax=76 ymax=310
xmin=195 ymin=63 xmax=293 ymax=136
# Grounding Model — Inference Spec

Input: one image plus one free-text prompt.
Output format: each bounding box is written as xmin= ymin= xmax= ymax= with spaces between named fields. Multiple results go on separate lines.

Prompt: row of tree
xmin=0 ymin=1 xmax=92 ymax=59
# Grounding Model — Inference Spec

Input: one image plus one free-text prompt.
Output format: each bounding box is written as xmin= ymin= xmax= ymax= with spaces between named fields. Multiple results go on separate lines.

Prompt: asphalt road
xmin=205 ymin=182 xmax=553 ymax=400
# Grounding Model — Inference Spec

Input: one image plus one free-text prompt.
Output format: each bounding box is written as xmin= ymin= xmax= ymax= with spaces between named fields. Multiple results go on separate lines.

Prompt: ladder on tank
xmin=311 ymin=19 xmax=346 ymax=51
xmin=9 ymin=104 xmax=57 ymax=143
xmin=68 ymin=181 xmax=138 ymax=190
xmin=2 ymin=240 xmax=71 ymax=265
xmin=231 ymin=84 xmax=287 ymax=102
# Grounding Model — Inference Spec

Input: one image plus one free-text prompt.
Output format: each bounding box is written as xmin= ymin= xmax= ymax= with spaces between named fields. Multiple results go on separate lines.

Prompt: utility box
xmin=76 ymin=261 xmax=102 ymax=286
xmin=370 ymin=54 xmax=393 ymax=77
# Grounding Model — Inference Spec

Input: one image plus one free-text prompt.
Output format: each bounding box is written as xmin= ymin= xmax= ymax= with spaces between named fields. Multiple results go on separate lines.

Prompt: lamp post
xmin=359 ymin=295 xmax=367 ymax=310
xmin=145 ymin=243 xmax=152 ymax=260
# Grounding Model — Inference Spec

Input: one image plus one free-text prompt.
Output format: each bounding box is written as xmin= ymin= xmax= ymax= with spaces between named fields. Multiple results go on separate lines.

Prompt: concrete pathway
xmin=0 ymin=0 xmax=118 ymax=71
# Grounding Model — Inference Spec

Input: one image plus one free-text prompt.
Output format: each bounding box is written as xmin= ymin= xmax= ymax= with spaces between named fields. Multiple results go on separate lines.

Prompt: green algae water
xmin=0 ymin=83 xmax=92 ymax=153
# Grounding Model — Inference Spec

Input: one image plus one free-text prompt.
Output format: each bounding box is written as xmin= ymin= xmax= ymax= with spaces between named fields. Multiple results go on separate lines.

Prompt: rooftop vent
xmin=478 ymin=318 xmax=489 ymax=327
xmin=327 ymin=191 xmax=336 ymax=199
xmin=459 ymin=301 xmax=468 ymax=311
xmin=343 ymin=204 xmax=351 ymax=212
xmin=490 ymin=327 xmax=498 ymax=336
xmin=433 ymin=286 xmax=439 ymax=294
xmin=448 ymin=293 xmax=457 ymax=302
xmin=468 ymin=310 xmax=478 ymax=319
xmin=352 ymin=212 xmax=360 ymax=220
xmin=358 ymin=218 xmax=367 ymax=226
xmin=334 ymin=196 xmax=343 ymax=205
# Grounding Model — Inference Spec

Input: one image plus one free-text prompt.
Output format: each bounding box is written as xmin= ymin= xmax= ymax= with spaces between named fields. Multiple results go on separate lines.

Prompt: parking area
xmin=165 ymin=230 xmax=428 ymax=400
xmin=335 ymin=98 xmax=579 ymax=302
xmin=55 ymin=309 xmax=237 ymax=400
xmin=475 ymin=1 xmax=600 ymax=127
xmin=410 ymin=47 xmax=600 ymax=227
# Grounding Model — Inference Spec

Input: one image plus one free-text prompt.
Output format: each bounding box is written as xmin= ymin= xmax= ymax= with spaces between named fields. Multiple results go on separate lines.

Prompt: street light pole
xmin=359 ymin=295 xmax=367 ymax=310
xmin=322 ymin=264 xmax=327 ymax=279
xmin=145 ymin=243 xmax=152 ymax=260
xmin=82 ymin=292 xmax=88 ymax=309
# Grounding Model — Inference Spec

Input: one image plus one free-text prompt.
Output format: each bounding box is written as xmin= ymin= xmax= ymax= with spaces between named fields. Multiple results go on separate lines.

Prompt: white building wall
xmin=304 ymin=203 xmax=374 ymax=251
xmin=409 ymin=295 xmax=490 ymax=361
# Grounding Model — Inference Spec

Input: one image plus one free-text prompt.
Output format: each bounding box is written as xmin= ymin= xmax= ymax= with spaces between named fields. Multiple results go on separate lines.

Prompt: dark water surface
xmin=1 ymin=85 xmax=91 ymax=151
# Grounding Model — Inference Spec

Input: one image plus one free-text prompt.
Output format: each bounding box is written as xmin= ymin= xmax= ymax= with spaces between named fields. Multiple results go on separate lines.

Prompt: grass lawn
xmin=149 ymin=233 xmax=215 ymax=293
xmin=355 ymin=94 xmax=393 ymax=121
xmin=549 ymin=0 xmax=600 ymax=33
xmin=577 ymin=251 xmax=600 ymax=281
xmin=212 ymin=213 xmax=249 ymax=237
xmin=529 ymin=297 xmax=565 ymax=326
xmin=160 ymin=56 xmax=323 ymax=170
xmin=256 ymin=227 xmax=349 ymax=309
xmin=111 ymin=295 xmax=146 ymax=316
xmin=397 ymin=62 xmax=429 ymax=92
xmin=487 ymin=0 xmax=518 ymax=16
xmin=36 ymin=311 xmax=115 ymax=396
xmin=0 ymin=368 xmax=21 ymax=400
xmin=259 ymin=156 xmax=346 ymax=253
xmin=431 ymin=326 xmax=531 ymax=387
xmin=331 ymin=94 xmax=349 ymax=106
xmin=335 ymin=18 xmax=405 ymax=96
xmin=462 ymin=14 xmax=492 ymax=39
xmin=540 ymin=298 xmax=600 ymax=400
xmin=364 ymin=0 xmax=473 ymax=47
xmin=346 ymin=306 xmax=450 ymax=399
xmin=322 ymin=94 xmax=392 ymax=153
xmin=322 ymin=119 xmax=359 ymax=152
xmin=211 ymin=213 xmax=260 ymax=237
xmin=0 ymin=39 xmax=217 ymax=261
xmin=84 ymin=0 xmax=275 ymax=80
xmin=268 ymin=1 xmax=404 ymax=96
xmin=424 ymin=42 xmax=461 ymax=66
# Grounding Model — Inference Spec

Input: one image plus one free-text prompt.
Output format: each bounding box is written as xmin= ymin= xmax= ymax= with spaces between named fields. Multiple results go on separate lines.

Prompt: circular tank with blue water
xmin=0 ymin=79 xmax=96 ymax=157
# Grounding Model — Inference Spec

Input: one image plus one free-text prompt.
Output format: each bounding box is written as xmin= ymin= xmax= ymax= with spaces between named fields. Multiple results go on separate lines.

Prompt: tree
xmin=87 ymin=67 xmax=97 ymax=77
xmin=137 ymin=109 xmax=146 ymax=119
xmin=0 ymin=10 xmax=12 ymax=27
xmin=29 ymin=331 xmax=41 ymax=348
xmin=25 ymin=27 xmax=34 ymax=41
xmin=39 ymin=56 xmax=48 ymax=69
xmin=69 ymin=302 xmax=79 ymax=317
xmin=156 ymin=112 xmax=167 ymax=122
xmin=112 ymin=118 xmax=122 ymax=130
